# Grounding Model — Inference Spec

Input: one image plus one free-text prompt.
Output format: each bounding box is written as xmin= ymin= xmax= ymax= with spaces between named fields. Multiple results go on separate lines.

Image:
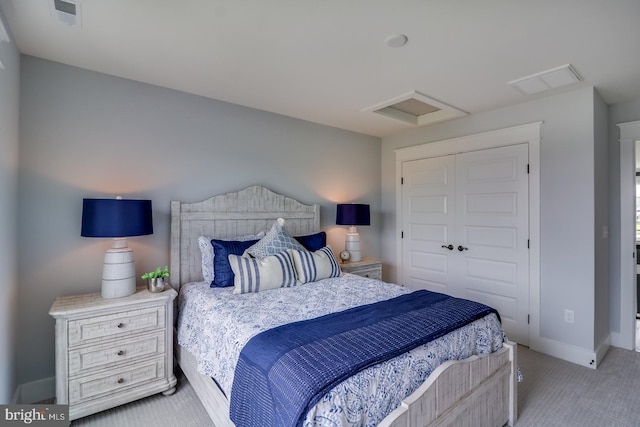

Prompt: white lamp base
xmin=101 ymin=239 xmax=136 ymax=299
xmin=345 ymin=226 xmax=362 ymax=262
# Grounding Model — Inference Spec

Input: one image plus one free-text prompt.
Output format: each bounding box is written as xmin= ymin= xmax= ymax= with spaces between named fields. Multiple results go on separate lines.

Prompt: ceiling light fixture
xmin=508 ymin=64 xmax=582 ymax=96
xmin=386 ymin=34 xmax=408 ymax=48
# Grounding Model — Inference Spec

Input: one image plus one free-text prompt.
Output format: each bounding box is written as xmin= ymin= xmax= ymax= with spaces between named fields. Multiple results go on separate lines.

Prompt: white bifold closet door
xmin=401 ymin=143 xmax=529 ymax=345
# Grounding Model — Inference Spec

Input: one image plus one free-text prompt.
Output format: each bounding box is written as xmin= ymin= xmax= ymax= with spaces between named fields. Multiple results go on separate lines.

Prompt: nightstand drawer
xmin=69 ymin=358 xmax=165 ymax=404
xmin=68 ymin=306 xmax=165 ymax=347
xmin=69 ymin=331 xmax=165 ymax=376
xmin=348 ymin=267 xmax=382 ymax=280
xmin=340 ymin=258 xmax=383 ymax=280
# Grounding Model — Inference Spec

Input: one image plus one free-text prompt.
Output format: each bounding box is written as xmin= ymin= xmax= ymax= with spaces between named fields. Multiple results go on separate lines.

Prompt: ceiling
xmin=1 ymin=0 xmax=640 ymax=138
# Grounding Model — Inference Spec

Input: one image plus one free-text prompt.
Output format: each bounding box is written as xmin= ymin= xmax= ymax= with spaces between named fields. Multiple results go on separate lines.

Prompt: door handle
xmin=458 ymin=245 xmax=469 ymax=251
xmin=441 ymin=244 xmax=454 ymax=251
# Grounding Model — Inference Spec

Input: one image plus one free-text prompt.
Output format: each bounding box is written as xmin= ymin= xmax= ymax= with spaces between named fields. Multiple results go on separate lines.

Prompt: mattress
xmin=177 ymin=274 xmax=505 ymax=426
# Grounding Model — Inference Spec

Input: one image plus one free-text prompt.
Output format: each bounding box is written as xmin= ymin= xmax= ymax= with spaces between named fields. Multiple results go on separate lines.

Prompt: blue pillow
xmin=294 ymin=232 xmax=326 ymax=251
xmin=210 ymin=239 xmax=259 ymax=287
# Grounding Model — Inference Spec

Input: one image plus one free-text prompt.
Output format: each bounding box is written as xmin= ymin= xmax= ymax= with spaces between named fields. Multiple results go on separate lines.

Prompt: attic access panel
xmin=363 ymin=91 xmax=467 ymax=127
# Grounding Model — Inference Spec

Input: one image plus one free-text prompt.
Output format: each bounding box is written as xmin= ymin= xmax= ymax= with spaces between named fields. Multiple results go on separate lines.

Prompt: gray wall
xmin=593 ymin=90 xmax=609 ymax=347
xmin=0 ymin=8 xmax=19 ymax=404
xmin=17 ymin=56 xmax=381 ymax=388
xmin=608 ymin=97 xmax=640 ymax=339
xmin=381 ymin=87 xmax=604 ymax=352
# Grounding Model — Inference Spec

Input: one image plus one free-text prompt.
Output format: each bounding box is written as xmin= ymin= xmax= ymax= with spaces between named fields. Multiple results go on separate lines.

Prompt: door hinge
xmin=401 ymin=231 xmax=404 ymax=239
xmin=527 ymin=239 xmax=530 ymax=249
xmin=527 ymin=314 xmax=530 ymax=324
xmin=401 ymin=177 xmax=404 ymax=185
xmin=527 ymin=164 xmax=530 ymax=174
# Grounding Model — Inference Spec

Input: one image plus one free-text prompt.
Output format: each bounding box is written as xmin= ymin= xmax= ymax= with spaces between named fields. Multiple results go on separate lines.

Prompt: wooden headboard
xmin=169 ymin=185 xmax=320 ymax=289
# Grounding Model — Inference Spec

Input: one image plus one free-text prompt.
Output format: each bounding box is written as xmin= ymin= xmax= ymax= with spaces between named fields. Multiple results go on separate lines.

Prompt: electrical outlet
xmin=564 ymin=309 xmax=574 ymax=324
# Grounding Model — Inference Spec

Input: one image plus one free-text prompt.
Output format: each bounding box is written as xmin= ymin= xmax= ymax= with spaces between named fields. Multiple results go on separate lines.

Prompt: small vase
xmin=147 ymin=277 xmax=165 ymax=293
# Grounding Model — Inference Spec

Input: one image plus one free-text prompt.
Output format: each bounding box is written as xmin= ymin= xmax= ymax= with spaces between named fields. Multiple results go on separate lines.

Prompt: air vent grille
xmin=508 ymin=64 xmax=581 ymax=96
xmin=50 ymin=0 xmax=82 ymax=27
xmin=54 ymin=0 xmax=76 ymax=15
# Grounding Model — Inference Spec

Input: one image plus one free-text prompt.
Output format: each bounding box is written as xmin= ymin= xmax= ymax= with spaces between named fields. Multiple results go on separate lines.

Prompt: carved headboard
xmin=169 ymin=185 xmax=320 ymax=290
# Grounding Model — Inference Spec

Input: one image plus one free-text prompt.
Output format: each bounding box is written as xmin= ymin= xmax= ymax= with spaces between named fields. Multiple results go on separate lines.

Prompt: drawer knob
xmin=117 ymin=323 xmax=125 ymax=328
xmin=117 ymin=378 xmax=124 ymax=384
xmin=117 ymin=350 xmax=124 ymax=356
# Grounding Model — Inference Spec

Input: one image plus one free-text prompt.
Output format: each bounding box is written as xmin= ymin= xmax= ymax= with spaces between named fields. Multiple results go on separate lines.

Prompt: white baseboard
xmin=530 ymin=336 xmax=600 ymax=369
xmin=12 ymin=376 xmax=55 ymax=404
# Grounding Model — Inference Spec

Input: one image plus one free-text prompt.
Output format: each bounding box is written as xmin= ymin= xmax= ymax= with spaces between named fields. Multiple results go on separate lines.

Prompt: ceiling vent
xmin=50 ymin=0 xmax=82 ymax=27
xmin=363 ymin=91 xmax=467 ymax=127
xmin=508 ymin=64 xmax=581 ymax=96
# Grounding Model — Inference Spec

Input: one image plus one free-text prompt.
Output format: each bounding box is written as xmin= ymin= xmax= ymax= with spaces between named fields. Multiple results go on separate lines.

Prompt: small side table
xmin=49 ymin=286 xmax=177 ymax=420
xmin=340 ymin=257 xmax=383 ymax=280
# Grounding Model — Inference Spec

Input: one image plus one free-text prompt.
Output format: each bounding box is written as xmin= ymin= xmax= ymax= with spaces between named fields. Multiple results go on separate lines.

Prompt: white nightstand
xmin=49 ymin=286 xmax=177 ymax=420
xmin=340 ymin=257 xmax=383 ymax=280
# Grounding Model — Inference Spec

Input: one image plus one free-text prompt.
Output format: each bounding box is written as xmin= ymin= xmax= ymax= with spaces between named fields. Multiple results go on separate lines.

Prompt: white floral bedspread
xmin=177 ymin=274 xmax=505 ymax=427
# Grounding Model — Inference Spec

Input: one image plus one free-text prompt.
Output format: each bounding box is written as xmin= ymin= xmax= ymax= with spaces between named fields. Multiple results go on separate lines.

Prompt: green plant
xmin=141 ymin=265 xmax=169 ymax=280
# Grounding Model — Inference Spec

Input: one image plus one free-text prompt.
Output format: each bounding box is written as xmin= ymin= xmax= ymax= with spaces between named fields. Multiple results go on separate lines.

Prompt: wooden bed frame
xmin=169 ymin=185 xmax=517 ymax=427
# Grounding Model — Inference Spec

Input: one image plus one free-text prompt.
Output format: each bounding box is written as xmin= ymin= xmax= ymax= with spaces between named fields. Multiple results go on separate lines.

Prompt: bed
xmin=169 ymin=185 xmax=517 ymax=427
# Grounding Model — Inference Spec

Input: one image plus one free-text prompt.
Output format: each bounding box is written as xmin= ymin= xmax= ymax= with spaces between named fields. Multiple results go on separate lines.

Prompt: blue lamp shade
xmin=336 ymin=203 xmax=370 ymax=262
xmin=81 ymin=199 xmax=153 ymax=238
xmin=336 ymin=204 xmax=370 ymax=226
xmin=81 ymin=198 xmax=153 ymax=299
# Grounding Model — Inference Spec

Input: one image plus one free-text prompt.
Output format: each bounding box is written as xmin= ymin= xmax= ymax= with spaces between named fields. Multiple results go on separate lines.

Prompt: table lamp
xmin=81 ymin=197 xmax=153 ymax=299
xmin=336 ymin=203 xmax=370 ymax=262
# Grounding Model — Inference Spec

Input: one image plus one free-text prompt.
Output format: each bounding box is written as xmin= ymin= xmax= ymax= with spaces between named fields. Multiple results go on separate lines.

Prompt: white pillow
xmin=228 ymin=251 xmax=298 ymax=294
xmin=198 ymin=231 xmax=266 ymax=283
xmin=245 ymin=218 xmax=306 ymax=258
xmin=288 ymin=246 xmax=342 ymax=284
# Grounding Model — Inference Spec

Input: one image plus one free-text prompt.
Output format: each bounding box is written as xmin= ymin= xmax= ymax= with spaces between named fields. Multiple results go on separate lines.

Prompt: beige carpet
xmin=70 ymin=345 xmax=640 ymax=426
xmin=516 ymin=345 xmax=640 ymax=427
xmin=70 ymin=369 xmax=212 ymax=427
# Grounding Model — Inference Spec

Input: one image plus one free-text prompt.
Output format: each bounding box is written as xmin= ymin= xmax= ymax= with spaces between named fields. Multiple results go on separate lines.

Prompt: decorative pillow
xmin=198 ymin=236 xmax=216 ymax=282
xmin=229 ymin=252 xmax=298 ymax=294
xmin=288 ymin=246 xmax=342 ymax=284
xmin=294 ymin=231 xmax=326 ymax=252
xmin=210 ymin=239 xmax=260 ymax=287
xmin=198 ymin=232 xmax=265 ymax=283
xmin=245 ymin=218 xmax=306 ymax=258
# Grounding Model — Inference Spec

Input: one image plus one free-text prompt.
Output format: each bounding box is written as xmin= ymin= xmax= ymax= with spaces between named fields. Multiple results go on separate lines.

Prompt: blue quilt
xmin=229 ymin=290 xmax=499 ymax=427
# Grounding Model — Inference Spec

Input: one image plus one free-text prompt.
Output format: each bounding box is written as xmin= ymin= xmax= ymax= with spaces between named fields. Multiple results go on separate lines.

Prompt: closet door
xmin=401 ymin=143 xmax=530 ymax=345
xmin=401 ymin=155 xmax=456 ymax=294
xmin=453 ymin=144 xmax=529 ymax=345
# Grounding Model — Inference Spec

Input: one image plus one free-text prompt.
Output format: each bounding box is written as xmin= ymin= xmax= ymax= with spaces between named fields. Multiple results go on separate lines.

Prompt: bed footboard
xmin=179 ymin=340 xmax=517 ymax=427
xmin=176 ymin=344 xmax=234 ymax=427
xmin=379 ymin=341 xmax=517 ymax=427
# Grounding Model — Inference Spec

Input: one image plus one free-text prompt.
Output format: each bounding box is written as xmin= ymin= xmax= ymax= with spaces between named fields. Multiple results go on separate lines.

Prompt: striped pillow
xmin=289 ymin=246 xmax=342 ymax=284
xmin=228 ymin=252 xmax=298 ymax=294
